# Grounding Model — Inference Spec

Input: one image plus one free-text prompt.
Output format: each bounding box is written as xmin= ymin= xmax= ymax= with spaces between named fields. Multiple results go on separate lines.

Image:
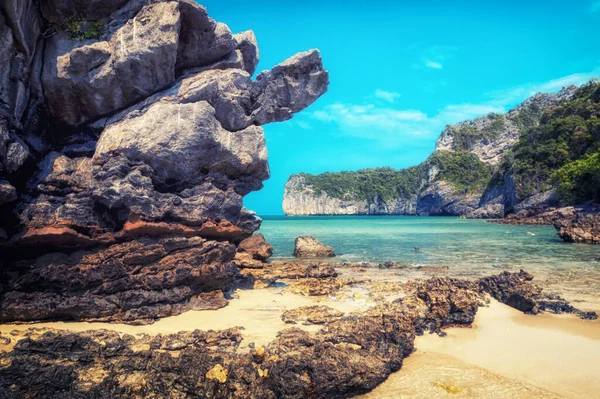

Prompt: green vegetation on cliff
xmin=291 ymin=79 xmax=600 ymax=208
xmin=505 ymin=79 xmax=600 ymax=203
xmin=296 ymin=150 xmax=491 ymax=201
xmin=551 ymin=150 xmax=600 ymax=204
xmin=299 ymin=166 xmax=427 ymax=202
xmin=428 ymin=151 xmax=492 ymax=194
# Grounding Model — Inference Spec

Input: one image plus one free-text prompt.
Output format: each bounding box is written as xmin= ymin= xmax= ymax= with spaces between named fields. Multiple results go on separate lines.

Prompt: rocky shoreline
xmin=0 ymin=261 xmax=596 ymax=398
xmin=488 ymin=203 xmax=600 ymax=244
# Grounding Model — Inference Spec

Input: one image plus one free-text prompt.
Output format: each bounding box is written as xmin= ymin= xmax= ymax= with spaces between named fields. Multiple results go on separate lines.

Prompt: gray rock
xmin=233 ymin=30 xmax=260 ymax=75
xmin=94 ymin=100 xmax=269 ymax=195
xmin=42 ymin=1 xmax=181 ymax=126
xmin=416 ymin=181 xmax=480 ymax=216
xmin=0 ymin=0 xmax=43 ymax=128
xmin=176 ymin=0 xmax=235 ymax=72
xmin=0 ymin=119 xmax=29 ymax=174
xmin=251 ymin=49 xmax=329 ymax=125
xmin=39 ymin=0 xmax=130 ymax=23
xmin=0 ymin=180 xmax=17 ymax=206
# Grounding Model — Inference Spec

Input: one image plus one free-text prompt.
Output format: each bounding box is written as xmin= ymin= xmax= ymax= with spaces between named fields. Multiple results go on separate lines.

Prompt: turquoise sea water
xmin=259 ymin=216 xmax=600 ymax=307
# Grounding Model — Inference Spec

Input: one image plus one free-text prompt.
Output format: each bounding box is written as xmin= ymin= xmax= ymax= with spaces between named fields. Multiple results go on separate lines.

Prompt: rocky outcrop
xmin=283 ymin=175 xmax=418 ymax=216
xmin=238 ymin=233 xmax=273 ymax=260
xmin=0 ymin=0 xmax=328 ymax=323
xmin=294 ymin=236 xmax=335 ymax=258
xmin=554 ymin=208 xmax=600 ymax=244
xmin=436 ymin=86 xmax=577 ymax=165
xmin=281 ymin=305 xmax=344 ymax=325
xmin=491 ymin=206 xmax=577 ymax=225
xmin=479 ymin=270 xmax=597 ymax=319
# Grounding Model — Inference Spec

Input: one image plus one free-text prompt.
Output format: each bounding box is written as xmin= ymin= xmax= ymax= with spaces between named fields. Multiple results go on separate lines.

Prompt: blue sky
xmin=200 ymin=0 xmax=600 ymax=215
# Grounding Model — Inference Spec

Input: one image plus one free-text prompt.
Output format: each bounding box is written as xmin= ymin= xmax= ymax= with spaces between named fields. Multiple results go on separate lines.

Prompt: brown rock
xmin=479 ymin=270 xmax=597 ymax=320
xmin=554 ymin=208 xmax=600 ymax=244
xmin=0 ymin=237 xmax=236 ymax=323
xmin=238 ymin=233 xmax=273 ymax=260
xmin=0 ymin=272 xmax=593 ymax=398
xmin=281 ymin=305 xmax=344 ymax=325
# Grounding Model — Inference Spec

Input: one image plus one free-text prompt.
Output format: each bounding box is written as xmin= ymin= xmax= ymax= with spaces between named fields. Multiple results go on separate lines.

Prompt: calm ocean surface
xmin=259 ymin=216 xmax=600 ymax=307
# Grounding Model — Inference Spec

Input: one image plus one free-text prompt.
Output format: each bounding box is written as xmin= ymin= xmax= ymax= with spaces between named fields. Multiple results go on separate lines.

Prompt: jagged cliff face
xmin=0 ymin=0 xmax=328 ymax=323
xmin=436 ymin=86 xmax=578 ymax=165
xmin=283 ymin=175 xmax=418 ymax=215
xmin=283 ymin=86 xmax=578 ymax=216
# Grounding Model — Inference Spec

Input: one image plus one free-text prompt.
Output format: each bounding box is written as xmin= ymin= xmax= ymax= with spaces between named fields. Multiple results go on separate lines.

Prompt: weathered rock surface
xmin=479 ymin=270 xmax=597 ymax=319
xmin=239 ymin=261 xmax=337 ymax=289
xmin=491 ymin=206 xmax=577 ymax=225
xmin=293 ymin=235 xmax=335 ymax=258
xmin=0 ymin=0 xmax=328 ymax=325
xmin=238 ymin=233 xmax=273 ymax=260
xmin=281 ymin=305 xmax=344 ymax=325
xmin=42 ymin=1 xmax=181 ymax=127
xmin=1 ymin=237 xmax=237 ymax=324
xmin=554 ymin=210 xmax=600 ymax=244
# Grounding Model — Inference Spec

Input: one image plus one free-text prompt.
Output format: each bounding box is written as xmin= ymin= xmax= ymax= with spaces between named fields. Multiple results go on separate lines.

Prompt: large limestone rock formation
xmin=0 ymin=0 xmax=328 ymax=323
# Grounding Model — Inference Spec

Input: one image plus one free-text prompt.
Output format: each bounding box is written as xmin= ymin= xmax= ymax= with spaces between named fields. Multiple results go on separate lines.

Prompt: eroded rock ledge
xmin=0 ymin=0 xmax=328 ymax=323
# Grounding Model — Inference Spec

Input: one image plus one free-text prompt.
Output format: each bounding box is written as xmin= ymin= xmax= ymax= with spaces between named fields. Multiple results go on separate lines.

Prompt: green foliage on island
xmin=296 ymin=150 xmax=492 ymax=201
xmin=428 ymin=151 xmax=493 ymax=194
xmin=551 ymin=150 xmax=600 ymax=204
xmin=512 ymin=102 xmax=543 ymax=131
xmin=504 ymin=79 xmax=600 ymax=203
xmin=299 ymin=166 xmax=427 ymax=202
xmin=451 ymin=114 xmax=506 ymax=151
xmin=293 ymin=79 xmax=600 ymax=207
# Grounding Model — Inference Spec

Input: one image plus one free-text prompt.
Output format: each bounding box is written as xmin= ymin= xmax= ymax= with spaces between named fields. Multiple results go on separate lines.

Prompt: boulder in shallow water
xmin=293 ymin=235 xmax=335 ymax=258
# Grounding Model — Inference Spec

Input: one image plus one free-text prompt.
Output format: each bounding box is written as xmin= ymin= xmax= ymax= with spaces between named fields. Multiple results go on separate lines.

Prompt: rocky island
xmin=283 ymin=82 xmax=600 ymax=242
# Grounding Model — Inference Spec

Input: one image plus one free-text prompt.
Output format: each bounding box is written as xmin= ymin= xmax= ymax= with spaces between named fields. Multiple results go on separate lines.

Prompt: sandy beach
xmin=2 ymin=270 xmax=598 ymax=398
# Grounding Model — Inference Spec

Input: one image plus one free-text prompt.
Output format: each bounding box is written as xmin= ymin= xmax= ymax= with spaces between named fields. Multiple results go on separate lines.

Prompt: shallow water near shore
xmin=260 ymin=216 xmax=600 ymax=310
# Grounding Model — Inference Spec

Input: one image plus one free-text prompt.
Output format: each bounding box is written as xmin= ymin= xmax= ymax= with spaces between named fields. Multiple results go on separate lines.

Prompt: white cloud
xmin=437 ymin=104 xmax=505 ymax=122
xmin=296 ymin=121 xmax=313 ymax=130
xmin=412 ymin=45 xmax=456 ymax=70
xmin=374 ymin=89 xmax=401 ymax=103
xmin=591 ymin=1 xmax=600 ymax=12
xmin=425 ymin=60 xmax=443 ymax=69
xmin=487 ymin=69 xmax=600 ymax=107
xmin=313 ymin=103 xmax=427 ymax=137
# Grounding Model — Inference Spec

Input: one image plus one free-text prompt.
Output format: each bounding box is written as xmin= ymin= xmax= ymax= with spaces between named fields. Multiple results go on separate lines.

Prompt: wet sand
xmin=365 ymin=300 xmax=600 ymax=399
